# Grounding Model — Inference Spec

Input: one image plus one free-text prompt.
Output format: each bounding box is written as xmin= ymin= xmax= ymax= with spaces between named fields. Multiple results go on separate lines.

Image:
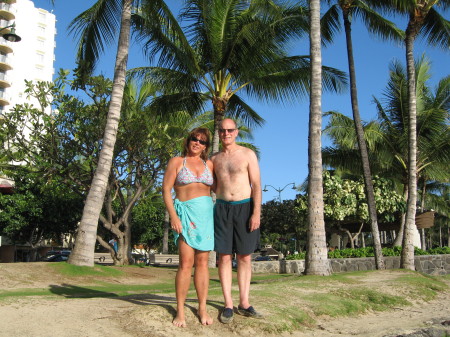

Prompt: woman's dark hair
xmin=182 ymin=128 xmax=211 ymax=161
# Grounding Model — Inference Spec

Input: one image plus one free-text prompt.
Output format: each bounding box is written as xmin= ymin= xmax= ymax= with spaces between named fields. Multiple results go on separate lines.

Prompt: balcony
xmin=0 ymin=90 xmax=10 ymax=105
xmin=0 ymin=39 xmax=14 ymax=53
xmin=0 ymin=54 xmax=12 ymax=70
xmin=0 ymin=72 xmax=10 ymax=88
xmin=0 ymin=3 xmax=16 ymax=21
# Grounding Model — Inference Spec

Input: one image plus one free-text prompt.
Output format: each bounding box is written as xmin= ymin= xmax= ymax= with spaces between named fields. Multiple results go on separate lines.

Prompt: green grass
xmin=49 ymin=263 xmax=124 ymax=278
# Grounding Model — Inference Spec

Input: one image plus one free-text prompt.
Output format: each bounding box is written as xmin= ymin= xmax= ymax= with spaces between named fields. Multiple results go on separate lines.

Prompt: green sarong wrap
xmin=173 ymin=196 xmax=214 ymax=251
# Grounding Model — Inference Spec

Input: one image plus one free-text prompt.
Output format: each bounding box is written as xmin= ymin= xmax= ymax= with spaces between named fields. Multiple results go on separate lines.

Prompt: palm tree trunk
xmin=305 ymin=0 xmax=330 ymax=276
xmin=68 ymin=0 xmax=132 ymax=267
xmin=342 ymin=10 xmax=385 ymax=269
xmin=420 ymin=179 xmax=427 ymax=250
xmin=400 ymin=27 xmax=418 ymax=271
xmin=393 ymin=186 xmax=408 ymax=246
xmin=162 ymin=210 xmax=169 ymax=254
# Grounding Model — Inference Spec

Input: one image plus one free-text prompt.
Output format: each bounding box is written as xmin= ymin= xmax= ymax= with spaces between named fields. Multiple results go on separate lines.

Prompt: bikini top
xmin=175 ymin=157 xmax=213 ymax=186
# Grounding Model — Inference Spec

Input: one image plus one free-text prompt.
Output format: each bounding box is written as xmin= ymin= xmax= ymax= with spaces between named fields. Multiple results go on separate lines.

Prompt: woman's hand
xmin=171 ymin=216 xmax=182 ymax=234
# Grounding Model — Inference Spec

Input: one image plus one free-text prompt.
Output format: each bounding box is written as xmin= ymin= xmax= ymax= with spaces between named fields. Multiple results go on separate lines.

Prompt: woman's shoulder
xmin=168 ymin=156 xmax=184 ymax=167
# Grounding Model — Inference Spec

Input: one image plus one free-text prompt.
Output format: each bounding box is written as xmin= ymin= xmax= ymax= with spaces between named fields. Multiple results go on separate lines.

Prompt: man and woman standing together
xmin=162 ymin=118 xmax=263 ymax=327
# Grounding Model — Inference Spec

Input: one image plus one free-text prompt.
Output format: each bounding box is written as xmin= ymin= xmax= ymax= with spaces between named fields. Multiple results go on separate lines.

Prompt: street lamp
xmin=0 ymin=23 xmax=21 ymax=42
xmin=263 ymin=182 xmax=296 ymax=202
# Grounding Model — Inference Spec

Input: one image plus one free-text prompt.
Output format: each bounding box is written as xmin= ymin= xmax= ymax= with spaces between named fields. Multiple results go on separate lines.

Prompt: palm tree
xmin=324 ymin=57 xmax=450 ymax=251
xmin=132 ymin=0 xmax=346 ymax=268
xmin=132 ymin=0 xmax=347 ymax=153
xmin=371 ymin=0 xmax=450 ymax=269
xmin=320 ymin=0 xmax=404 ymax=270
xmin=305 ymin=0 xmax=331 ymax=276
xmin=67 ymin=0 xmax=136 ymax=266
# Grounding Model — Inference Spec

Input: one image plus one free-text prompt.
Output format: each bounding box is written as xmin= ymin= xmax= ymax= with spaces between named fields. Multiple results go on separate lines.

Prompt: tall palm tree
xmin=306 ymin=0 xmax=331 ymax=276
xmin=324 ymin=57 xmax=450 ymax=250
xmin=67 ymin=0 xmax=137 ymax=266
xmin=372 ymin=0 xmax=450 ymax=270
xmin=132 ymin=0 xmax=347 ymax=153
xmin=321 ymin=0 xmax=404 ymax=270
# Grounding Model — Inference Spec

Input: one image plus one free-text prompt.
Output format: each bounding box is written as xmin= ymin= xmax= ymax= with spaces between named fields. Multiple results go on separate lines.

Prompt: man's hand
xmin=249 ymin=214 xmax=260 ymax=232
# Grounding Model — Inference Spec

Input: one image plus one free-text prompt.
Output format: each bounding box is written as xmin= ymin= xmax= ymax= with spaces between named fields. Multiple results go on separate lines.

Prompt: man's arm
xmin=247 ymin=149 xmax=262 ymax=231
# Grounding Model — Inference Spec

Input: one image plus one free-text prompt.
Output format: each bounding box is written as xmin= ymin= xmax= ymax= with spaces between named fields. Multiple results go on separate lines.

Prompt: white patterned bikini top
xmin=175 ymin=157 xmax=213 ymax=186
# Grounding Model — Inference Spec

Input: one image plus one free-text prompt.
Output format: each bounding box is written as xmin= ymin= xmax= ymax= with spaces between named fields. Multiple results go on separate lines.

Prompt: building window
xmin=38 ymin=25 xmax=45 ymax=35
xmin=39 ymin=12 xmax=46 ymax=22
xmin=37 ymin=39 xmax=45 ymax=49
xmin=36 ymin=53 xmax=44 ymax=64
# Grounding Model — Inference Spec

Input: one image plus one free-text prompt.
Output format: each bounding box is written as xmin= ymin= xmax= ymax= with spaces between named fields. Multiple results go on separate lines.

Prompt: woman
xmin=162 ymin=127 xmax=214 ymax=327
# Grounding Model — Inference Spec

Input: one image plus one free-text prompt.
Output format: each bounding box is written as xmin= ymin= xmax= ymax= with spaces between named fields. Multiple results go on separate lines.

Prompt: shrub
xmin=285 ymin=246 xmax=449 ymax=260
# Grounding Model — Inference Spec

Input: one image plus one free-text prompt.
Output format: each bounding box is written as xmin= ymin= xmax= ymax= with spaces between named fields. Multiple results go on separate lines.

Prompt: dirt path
xmin=1 ymin=290 xmax=449 ymax=337
xmin=0 ymin=263 xmax=449 ymax=337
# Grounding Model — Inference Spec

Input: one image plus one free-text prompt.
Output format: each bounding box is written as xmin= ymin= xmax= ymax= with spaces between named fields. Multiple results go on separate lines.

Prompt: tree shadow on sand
xmin=48 ymin=283 xmax=224 ymax=321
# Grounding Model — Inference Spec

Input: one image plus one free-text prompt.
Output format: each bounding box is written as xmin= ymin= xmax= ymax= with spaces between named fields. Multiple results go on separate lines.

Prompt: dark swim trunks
xmin=214 ymin=198 xmax=260 ymax=255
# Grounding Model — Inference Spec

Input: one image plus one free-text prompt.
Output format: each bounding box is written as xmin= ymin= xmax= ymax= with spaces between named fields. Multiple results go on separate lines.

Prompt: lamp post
xmin=263 ymin=182 xmax=296 ymax=202
xmin=0 ymin=23 xmax=21 ymax=42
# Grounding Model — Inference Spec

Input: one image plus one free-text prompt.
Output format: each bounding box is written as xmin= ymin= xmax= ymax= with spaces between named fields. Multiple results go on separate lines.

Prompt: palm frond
xmin=68 ymin=0 xmax=123 ymax=75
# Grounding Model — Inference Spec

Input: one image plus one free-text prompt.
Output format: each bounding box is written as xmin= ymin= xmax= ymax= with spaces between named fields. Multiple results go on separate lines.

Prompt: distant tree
xmin=0 ymin=169 xmax=83 ymax=255
xmin=3 ymin=73 xmax=179 ymax=265
xmin=296 ymin=171 xmax=406 ymax=248
xmin=261 ymin=198 xmax=307 ymax=250
xmin=131 ymin=195 xmax=173 ymax=253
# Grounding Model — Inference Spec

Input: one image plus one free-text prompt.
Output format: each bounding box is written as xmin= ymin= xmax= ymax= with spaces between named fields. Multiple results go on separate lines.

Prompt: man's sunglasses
xmin=190 ymin=136 xmax=208 ymax=146
xmin=219 ymin=128 xmax=236 ymax=134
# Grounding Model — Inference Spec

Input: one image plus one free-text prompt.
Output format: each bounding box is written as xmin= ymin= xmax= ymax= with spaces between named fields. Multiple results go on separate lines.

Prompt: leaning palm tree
xmin=67 ymin=0 xmax=142 ymax=266
xmin=132 ymin=0 xmax=347 ymax=153
xmin=372 ymin=0 xmax=450 ymax=270
xmin=306 ymin=0 xmax=331 ymax=276
xmin=321 ymin=0 xmax=404 ymax=270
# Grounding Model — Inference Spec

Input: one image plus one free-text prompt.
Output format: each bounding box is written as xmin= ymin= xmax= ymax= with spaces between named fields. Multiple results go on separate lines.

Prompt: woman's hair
xmin=182 ymin=127 xmax=211 ymax=161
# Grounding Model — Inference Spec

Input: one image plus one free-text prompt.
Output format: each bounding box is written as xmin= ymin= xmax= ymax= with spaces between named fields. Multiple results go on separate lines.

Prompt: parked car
xmin=254 ymin=255 xmax=272 ymax=261
xmin=42 ymin=254 xmax=69 ymax=262
xmin=46 ymin=250 xmax=71 ymax=257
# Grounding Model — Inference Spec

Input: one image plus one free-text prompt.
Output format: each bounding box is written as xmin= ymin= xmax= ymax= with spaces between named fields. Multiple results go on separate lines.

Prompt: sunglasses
xmin=190 ymin=136 xmax=208 ymax=146
xmin=219 ymin=128 xmax=236 ymax=134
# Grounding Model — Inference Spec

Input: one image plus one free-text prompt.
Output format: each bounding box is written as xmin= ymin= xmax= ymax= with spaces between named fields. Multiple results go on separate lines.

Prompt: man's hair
xmin=182 ymin=128 xmax=211 ymax=161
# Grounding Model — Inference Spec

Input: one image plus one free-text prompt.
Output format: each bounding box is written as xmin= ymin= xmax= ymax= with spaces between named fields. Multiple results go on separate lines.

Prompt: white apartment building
xmin=0 ymin=0 xmax=55 ymax=116
xmin=0 ymin=0 xmax=56 ymax=262
xmin=0 ymin=0 xmax=55 ymax=187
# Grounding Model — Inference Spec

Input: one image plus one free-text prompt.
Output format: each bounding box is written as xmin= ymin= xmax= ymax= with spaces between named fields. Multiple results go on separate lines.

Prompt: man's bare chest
xmin=215 ymin=155 xmax=247 ymax=177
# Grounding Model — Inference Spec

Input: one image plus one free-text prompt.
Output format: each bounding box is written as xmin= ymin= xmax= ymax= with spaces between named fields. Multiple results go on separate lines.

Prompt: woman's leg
xmin=173 ymin=238 xmax=194 ymax=327
xmin=194 ymin=250 xmax=213 ymax=325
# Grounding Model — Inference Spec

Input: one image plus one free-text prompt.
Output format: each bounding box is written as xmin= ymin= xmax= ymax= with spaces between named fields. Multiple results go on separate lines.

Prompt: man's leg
xmin=194 ymin=250 xmax=213 ymax=325
xmin=236 ymin=253 xmax=252 ymax=309
xmin=173 ymin=238 xmax=194 ymax=327
xmin=218 ymin=253 xmax=234 ymax=309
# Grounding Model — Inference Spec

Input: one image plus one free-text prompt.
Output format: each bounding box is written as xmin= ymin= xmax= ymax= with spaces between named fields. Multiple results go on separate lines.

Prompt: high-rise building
xmin=0 ymin=0 xmax=55 ymax=193
xmin=0 ymin=0 xmax=56 ymax=117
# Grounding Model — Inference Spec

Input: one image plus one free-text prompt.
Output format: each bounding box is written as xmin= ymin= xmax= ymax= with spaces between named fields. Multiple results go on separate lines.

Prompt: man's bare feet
xmin=198 ymin=309 xmax=213 ymax=325
xmin=172 ymin=314 xmax=187 ymax=328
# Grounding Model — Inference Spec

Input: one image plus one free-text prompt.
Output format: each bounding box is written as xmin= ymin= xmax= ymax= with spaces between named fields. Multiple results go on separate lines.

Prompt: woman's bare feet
xmin=198 ymin=309 xmax=213 ymax=325
xmin=172 ymin=313 xmax=187 ymax=328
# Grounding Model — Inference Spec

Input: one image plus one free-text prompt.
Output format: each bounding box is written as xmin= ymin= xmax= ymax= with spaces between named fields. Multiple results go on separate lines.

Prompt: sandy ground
xmin=0 ymin=263 xmax=449 ymax=337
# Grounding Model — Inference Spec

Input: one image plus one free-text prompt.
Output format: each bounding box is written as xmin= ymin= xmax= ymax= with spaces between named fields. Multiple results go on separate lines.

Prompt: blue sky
xmin=32 ymin=1 xmax=449 ymax=202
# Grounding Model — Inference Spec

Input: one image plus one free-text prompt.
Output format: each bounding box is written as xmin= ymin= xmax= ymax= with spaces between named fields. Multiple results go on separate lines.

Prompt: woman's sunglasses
xmin=190 ymin=136 xmax=208 ymax=146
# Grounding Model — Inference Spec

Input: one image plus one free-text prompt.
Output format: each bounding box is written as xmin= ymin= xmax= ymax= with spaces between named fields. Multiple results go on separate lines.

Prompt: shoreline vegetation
xmin=286 ymin=246 xmax=450 ymax=260
xmin=0 ymin=262 xmax=449 ymax=336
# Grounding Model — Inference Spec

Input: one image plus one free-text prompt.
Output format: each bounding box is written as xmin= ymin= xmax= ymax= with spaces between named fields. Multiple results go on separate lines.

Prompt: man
xmin=211 ymin=118 xmax=263 ymax=324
